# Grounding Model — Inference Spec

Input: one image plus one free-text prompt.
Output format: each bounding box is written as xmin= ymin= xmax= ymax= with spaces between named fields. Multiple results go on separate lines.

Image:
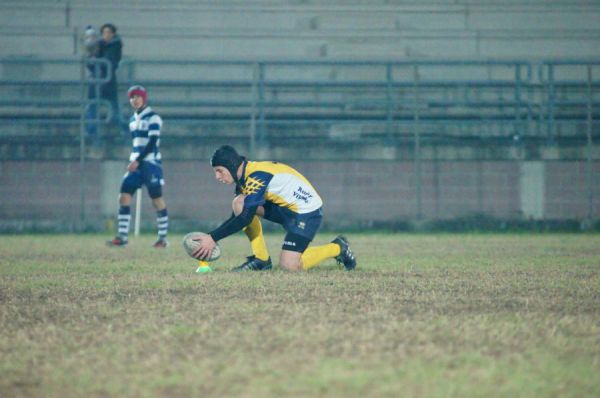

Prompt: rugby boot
xmin=152 ymin=238 xmax=169 ymax=248
xmin=107 ymin=236 xmax=128 ymax=247
xmin=232 ymin=255 xmax=272 ymax=271
xmin=332 ymin=235 xmax=357 ymax=270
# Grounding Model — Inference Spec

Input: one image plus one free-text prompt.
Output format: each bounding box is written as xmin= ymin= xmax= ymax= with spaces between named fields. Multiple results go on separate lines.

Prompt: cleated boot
xmin=107 ymin=236 xmax=128 ymax=247
xmin=232 ymin=255 xmax=272 ymax=271
xmin=152 ymin=238 xmax=169 ymax=248
xmin=332 ymin=235 xmax=357 ymax=270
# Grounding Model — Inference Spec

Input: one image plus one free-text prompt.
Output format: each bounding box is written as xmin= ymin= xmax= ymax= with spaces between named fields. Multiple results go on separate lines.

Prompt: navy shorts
xmin=262 ymin=203 xmax=323 ymax=253
xmin=120 ymin=161 xmax=165 ymax=199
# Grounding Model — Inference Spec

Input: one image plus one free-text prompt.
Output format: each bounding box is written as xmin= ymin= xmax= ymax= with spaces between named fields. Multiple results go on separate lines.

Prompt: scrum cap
xmin=127 ymin=85 xmax=147 ymax=105
xmin=210 ymin=145 xmax=245 ymax=184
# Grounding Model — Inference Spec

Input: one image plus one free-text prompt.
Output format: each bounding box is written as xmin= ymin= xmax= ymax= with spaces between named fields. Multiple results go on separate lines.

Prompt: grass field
xmin=1 ymin=233 xmax=599 ymax=397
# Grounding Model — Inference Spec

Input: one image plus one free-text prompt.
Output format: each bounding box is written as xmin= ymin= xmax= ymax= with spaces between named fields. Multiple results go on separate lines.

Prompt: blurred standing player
xmin=107 ymin=86 xmax=169 ymax=248
xmin=192 ymin=145 xmax=357 ymax=271
xmin=84 ymin=23 xmax=127 ymax=139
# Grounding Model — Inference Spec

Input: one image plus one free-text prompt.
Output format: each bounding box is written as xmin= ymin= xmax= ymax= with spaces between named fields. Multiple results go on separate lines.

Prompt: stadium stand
xmin=0 ymin=5 xmax=598 ymax=184
xmin=1 ymin=1 xmax=600 ymax=58
xmin=0 ymin=2 xmax=598 ymax=229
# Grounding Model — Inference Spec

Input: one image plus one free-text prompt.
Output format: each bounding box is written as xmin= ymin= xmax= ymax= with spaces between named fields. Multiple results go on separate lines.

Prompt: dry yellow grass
xmin=1 ymin=233 xmax=599 ymax=397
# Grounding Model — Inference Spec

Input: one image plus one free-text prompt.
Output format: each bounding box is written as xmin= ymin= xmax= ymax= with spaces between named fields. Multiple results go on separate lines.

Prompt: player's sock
xmin=301 ymin=243 xmax=341 ymax=270
xmin=243 ymin=216 xmax=269 ymax=261
xmin=157 ymin=208 xmax=168 ymax=241
xmin=117 ymin=206 xmax=131 ymax=241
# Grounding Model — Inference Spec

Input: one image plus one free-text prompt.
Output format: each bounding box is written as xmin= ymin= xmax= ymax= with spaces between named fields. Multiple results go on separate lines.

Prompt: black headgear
xmin=210 ymin=145 xmax=245 ymax=185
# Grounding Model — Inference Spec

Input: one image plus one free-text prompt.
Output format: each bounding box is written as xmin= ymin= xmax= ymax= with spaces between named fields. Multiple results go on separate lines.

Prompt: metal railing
xmin=0 ymin=57 xmax=112 ymax=225
xmin=3 ymin=57 xmax=596 ymax=157
xmin=119 ymin=58 xmax=536 ymax=149
xmin=0 ymin=57 xmax=597 ymax=227
xmin=0 ymin=57 xmax=112 ymax=115
xmin=538 ymin=59 xmax=600 ymax=226
xmin=0 ymin=57 xmax=596 ymax=155
xmin=538 ymin=59 xmax=600 ymax=140
xmin=2 ymin=57 xmax=596 ymax=145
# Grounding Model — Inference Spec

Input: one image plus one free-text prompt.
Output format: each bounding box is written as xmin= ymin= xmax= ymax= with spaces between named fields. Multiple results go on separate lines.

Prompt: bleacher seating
xmin=0 ymin=0 xmax=598 ymax=151
xmin=1 ymin=1 xmax=599 ymax=58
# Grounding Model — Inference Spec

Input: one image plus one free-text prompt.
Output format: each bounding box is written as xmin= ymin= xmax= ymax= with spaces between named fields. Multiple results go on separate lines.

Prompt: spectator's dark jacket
xmin=87 ymin=35 xmax=122 ymax=99
xmin=98 ymin=34 xmax=122 ymax=82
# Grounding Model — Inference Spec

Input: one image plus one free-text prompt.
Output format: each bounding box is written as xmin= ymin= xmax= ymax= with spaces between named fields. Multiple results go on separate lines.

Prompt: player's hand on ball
xmin=127 ymin=160 xmax=139 ymax=172
xmin=182 ymin=232 xmax=221 ymax=262
xmin=192 ymin=234 xmax=216 ymax=260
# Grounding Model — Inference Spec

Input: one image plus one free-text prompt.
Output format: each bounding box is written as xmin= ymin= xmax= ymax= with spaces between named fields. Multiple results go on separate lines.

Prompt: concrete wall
xmin=1 ymin=159 xmax=598 ymax=231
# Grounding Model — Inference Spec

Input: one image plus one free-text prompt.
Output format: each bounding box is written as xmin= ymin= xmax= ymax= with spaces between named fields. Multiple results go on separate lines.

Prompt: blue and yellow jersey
xmin=240 ymin=161 xmax=323 ymax=214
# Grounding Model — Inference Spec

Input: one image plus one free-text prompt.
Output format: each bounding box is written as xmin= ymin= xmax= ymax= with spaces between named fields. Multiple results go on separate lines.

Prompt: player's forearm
xmin=135 ymin=135 xmax=158 ymax=162
xmin=209 ymin=207 xmax=256 ymax=242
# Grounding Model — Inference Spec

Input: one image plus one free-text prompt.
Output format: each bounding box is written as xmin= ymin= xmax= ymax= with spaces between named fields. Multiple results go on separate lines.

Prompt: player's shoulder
xmin=248 ymin=160 xmax=291 ymax=175
xmin=146 ymin=112 xmax=163 ymax=126
xmin=140 ymin=107 xmax=161 ymax=119
xmin=244 ymin=162 xmax=278 ymax=183
xmin=253 ymin=160 xmax=309 ymax=184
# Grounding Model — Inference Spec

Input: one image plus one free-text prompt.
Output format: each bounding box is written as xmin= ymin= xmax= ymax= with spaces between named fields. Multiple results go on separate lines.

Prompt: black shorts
xmin=262 ymin=203 xmax=323 ymax=253
xmin=120 ymin=161 xmax=164 ymax=199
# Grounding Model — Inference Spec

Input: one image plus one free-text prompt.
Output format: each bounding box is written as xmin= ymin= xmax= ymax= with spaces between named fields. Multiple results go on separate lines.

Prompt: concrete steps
xmin=1 ymin=1 xmax=599 ymax=58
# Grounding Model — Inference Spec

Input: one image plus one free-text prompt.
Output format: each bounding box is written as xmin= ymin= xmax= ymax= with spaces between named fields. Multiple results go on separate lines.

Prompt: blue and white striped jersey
xmin=128 ymin=106 xmax=162 ymax=163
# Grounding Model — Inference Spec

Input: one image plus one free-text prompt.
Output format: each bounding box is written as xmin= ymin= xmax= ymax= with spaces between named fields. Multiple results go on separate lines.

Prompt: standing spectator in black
xmin=84 ymin=23 xmax=126 ymax=141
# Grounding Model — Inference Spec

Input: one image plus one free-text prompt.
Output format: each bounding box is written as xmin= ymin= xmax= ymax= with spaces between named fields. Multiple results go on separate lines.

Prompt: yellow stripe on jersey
xmin=265 ymin=191 xmax=299 ymax=213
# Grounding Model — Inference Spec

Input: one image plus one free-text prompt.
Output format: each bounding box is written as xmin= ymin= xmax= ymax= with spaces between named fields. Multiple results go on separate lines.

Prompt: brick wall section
xmin=545 ymin=161 xmax=600 ymax=219
xmin=1 ymin=160 xmax=598 ymax=224
xmin=0 ymin=161 xmax=102 ymax=219
xmin=303 ymin=161 xmax=521 ymax=221
xmin=155 ymin=160 xmax=232 ymax=222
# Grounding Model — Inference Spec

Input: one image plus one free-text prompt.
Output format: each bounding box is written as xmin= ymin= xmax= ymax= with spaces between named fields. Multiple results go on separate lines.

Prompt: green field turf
xmin=1 ymin=233 xmax=599 ymax=398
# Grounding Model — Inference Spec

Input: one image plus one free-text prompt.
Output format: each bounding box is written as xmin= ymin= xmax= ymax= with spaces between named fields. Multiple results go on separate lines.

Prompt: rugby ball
xmin=182 ymin=232 xmax=221 ymax=262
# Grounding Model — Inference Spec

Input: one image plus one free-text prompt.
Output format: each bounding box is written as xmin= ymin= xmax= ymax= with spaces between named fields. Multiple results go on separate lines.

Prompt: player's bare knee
xmin=279 ymin=253 xmax=303 ymax=271
xmin=119 ymin=193 xmax=132 ymax=206
xmin=152 ymin=197 xmax=166 ymax=210
xmin=279 ymin=260 xmax=303 ymax=272
xmin=279 ymin=250 xmax=303 ymax=271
